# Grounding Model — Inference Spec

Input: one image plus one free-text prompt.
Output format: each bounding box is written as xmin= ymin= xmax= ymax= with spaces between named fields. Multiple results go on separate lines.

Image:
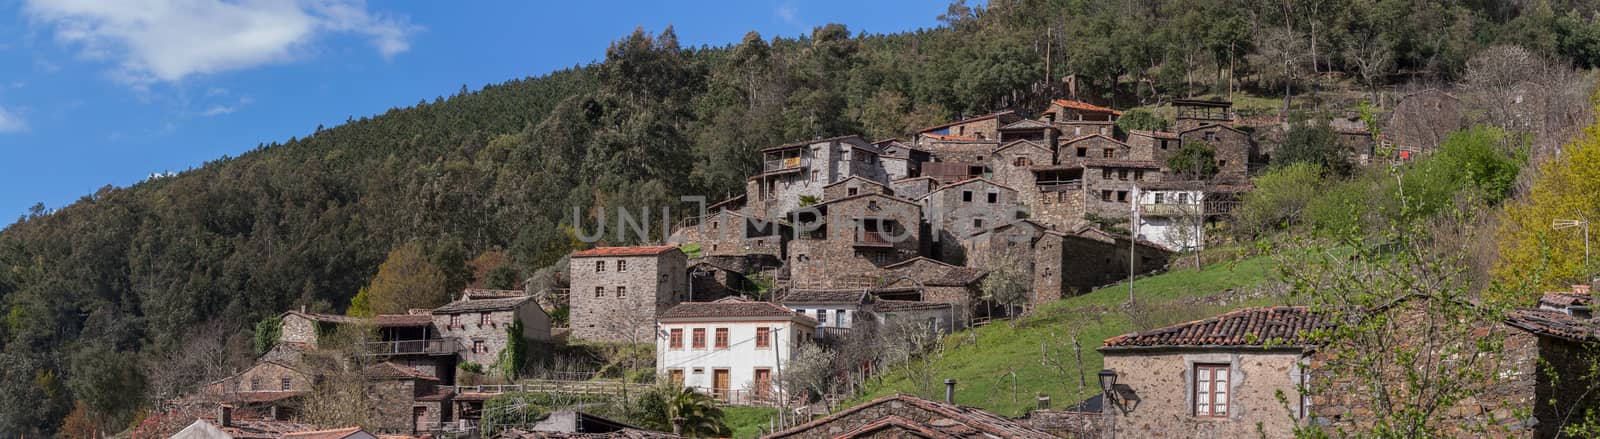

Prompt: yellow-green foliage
xmin=1496 ymin=117 xmax=1600 ymax=296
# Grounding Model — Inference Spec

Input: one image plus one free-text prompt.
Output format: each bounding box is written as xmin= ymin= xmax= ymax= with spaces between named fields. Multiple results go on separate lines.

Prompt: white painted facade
xmin=655 ymin=314 xmax=817 ymax=403
xmin=1136 ymin=188 xmax=1206 ymax=252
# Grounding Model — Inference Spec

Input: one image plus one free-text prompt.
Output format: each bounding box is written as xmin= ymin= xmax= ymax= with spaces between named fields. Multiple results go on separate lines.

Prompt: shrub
xmin=1235 ymin=162 xmax=1324 ymax=236
xmin=1116 ymin=108 xmax=1168 ymax=132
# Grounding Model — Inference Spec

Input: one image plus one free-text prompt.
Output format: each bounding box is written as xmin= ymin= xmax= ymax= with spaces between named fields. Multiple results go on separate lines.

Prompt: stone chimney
xmin=1036 ymin=394 xmax=1051 ymax=410
xmin=944 ymin=378 xmax=957 ymax=403
xmin=1044 ymin=113 xmax=1060 ymax=163
xmin=218 ymin=404 xmax=233 ymax=428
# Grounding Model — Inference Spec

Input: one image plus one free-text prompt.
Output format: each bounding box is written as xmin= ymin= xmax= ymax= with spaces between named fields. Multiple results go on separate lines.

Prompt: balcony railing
xmin=815 ymin=326 xmax=852 ymax=342
xmin=687 ymin=387 xmax=783 ymax=406
xmin=1036 ymin=179 xmax=1083 ymax=192
xmin=362 ymin=338 xmax=460 ymax=356
xmin=854 ymin=231 xmax=895 ymax=248
xmin=762 ymin=157 xmax=810 ymax=172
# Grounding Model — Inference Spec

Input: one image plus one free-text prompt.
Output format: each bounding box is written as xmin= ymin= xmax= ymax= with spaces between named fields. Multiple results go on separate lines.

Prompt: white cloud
xmin=0 ymin=106 xmax=28 ymax=133
xmin=775 ymin=3 xmax=800 ymax=26
xmin=200 ymin=104 xmax=235 ymax=116
xmin=23 ymin=0 xmax=418 ymax=84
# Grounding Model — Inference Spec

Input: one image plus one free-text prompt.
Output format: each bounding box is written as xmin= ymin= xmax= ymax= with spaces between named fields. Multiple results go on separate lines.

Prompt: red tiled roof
xmin=1540 ymin=291 xmax=1594 ymax=308
xmin=1102 ymin=306 xmax=1326 ymax=349
xmin=373 ymin=314 xmax=434 ymax=327
xmin=1506 ymin=308 xmax=1598 ymax=342
xmin=659 ymin=299 xmax=814 ymax=323
xmin=766 ymin=393 xmax=1054 ymax=439
xmin=282 ymin=427 xmax=366 ymax=439
xmin=571 ymin=246 xmax=679 ymax=258
xmin=1052 ymin=99 xmax=1123 ymax=116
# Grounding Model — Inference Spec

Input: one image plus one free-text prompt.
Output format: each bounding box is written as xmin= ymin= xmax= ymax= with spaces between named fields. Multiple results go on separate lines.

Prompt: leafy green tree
xmin=1166 ymin=141 xmax=1220 ymax=180
xmin=1277 ymin=117 xmax=1352 ymax=176
xmin=1115 ymin=108 xmax=1168 ymax=132
xmin=358 ymin=241 xmax=453 ymax=316
xmin=253 ymin=315 xmax=283 ymax=355
xmin=1236 ymin=162 xmax=1324 ymax=236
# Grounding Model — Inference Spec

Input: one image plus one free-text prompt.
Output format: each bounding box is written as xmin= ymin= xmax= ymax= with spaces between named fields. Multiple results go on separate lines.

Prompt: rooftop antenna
xmin=1555 ymin=217 xmax=1591 ymax=271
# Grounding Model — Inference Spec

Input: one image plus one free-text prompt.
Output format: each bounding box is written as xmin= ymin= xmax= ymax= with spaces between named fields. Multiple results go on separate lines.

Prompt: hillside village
xmin=131 ymin=76 xmax=1600 ymax=439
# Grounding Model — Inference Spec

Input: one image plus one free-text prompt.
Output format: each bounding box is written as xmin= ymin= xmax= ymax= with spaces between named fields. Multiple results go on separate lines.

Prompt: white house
xmin=1135 ymin=182 xmax=1207 ymax=252
xmin=778 ymin=289 xmax=868 ymax=341
xmin=655 ymin=297 xmax=817 ymax=405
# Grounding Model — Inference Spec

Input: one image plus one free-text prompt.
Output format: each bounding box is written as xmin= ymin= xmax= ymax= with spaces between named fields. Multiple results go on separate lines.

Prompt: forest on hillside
xmin=7 ymin=0 xmax=1600 ymax=435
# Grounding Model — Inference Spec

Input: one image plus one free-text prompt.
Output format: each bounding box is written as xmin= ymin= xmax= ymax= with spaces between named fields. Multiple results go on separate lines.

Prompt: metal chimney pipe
xmin=1037 ymin=395 xmax=1051 ymax=410
xmin=944 ymin=379 xmax=957 ymax=403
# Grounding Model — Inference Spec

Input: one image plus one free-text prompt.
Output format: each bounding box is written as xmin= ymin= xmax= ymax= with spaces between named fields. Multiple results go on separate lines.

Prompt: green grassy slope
xmin=849 ymin=255 xmax=1284 ymax=416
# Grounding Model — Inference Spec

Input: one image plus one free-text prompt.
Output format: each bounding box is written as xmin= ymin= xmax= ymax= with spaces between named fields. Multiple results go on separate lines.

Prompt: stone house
xmin=986 ymin=139 xmax=1053 ymax=191
xmin=762 ymin=393 xmax=1054 ymax=439
xmin=821 ymin=175 xmax=893 ymax=201
xmin=277 ymin=310 xmax=362 ymax=349
xmin=872 ymin=139 xmax=928 ymax=181
xmin=198 ymin=360 xmax=315 ymax=420
xmin=777 ymin=289 xmax=869 ymax=341
xmin=920 ymin=177 xmax=1021 ymax=262
xmin=655 ymin=298 xmax=817 ymax=404
xmin=1043 ymin=99 xmax=1120 ymax=139
xmin=1082 ymin=159 xmax=1163 ymax=218
xmin=1176 ymin=124 xmax=1253 ymax=180
xmin=687 ymin=257 xmax=765 ymax=302
xmin=880 ymin=257 xmax=985 ymax=320
xmin=1059 ymin=134 xmax=1141 ymax=163
xmin=1060 ymin=225 xmax=1169 ymax=291
xmin=914 ymin=110 xmax=1021 ymax=142
xmin=1025 ymin=164 xmax=1088 ymax=227
xmin=362 ymin=361 xmax=449 ymax=434
xmin=568 ymin=246 xmax=688 ymax=343
xmin=868 ymin=300 xmax=961 ymax=335
xmin=889 ymin=176 xmax=939 ymax=201
xmin=1171 ymin=98 xmax=1234 ymax=132
xmin=786 ymin=193 xmax=922 ymax=289
xmin=998 ymin=118 xmax=1055 ymax=143
xmin=168 ymin=414 xmax=321 ymax=439
xmin=1134 ymin=181 xmax=1210 ymax=252
xmin=667 ymin=209 xmax=782 ymax=257
xmin=371 ymin=313 xmax=458 ymax=383
xmin=430 ymin=295 xmax=550 ymax=367
xmin=746 ymin=135 xmax=888 ymax=219
xmin=917 ymin=138 xmax=1001 ymax=165
xmin=1099 ymin=306 xmax=1324 ymax=439
xmin=1384 ymin=88 xmax=1464 ymax=157
xmin=963 ymin=219 xmax=1063 ymax=305
xmin=1125 ymin=129 xmax=1180 ymax=165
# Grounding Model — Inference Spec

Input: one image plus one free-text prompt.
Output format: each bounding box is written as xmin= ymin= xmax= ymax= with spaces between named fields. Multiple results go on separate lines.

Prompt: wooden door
xmin=412 ymin=406 xmax=427 ymax=434
xmin=753 ymin=368 xmax=772 ymax=398
xmin=669 ymin=369 xmax=684 ymax=385
xmin=713 ymin=369 xmax=731 ymax=400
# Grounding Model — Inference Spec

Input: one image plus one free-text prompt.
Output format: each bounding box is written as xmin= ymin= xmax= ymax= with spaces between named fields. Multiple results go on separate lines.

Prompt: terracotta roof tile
xmin=571 ymin=246 xmax=680 ymax=258
xmin=1102 ymin=306 xmax=1326 ymax=349
xmin=766 ymin=393 xmax=1054 ymax=439
xmin=1540 ymin=291 xmax=1594 ymax=308
xmin=1506 ymin=308 xmax=1598 ymax=342
xmin=1052 ymin=99 xmax=1123 ymax=116
xmin=659 ymin=299 xmax=813 ymax=322
xmin=282 ymin=427 xmax=367 ymax=439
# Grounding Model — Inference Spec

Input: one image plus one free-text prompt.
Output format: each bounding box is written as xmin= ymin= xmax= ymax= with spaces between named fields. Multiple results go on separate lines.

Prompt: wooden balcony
xmin=1036 ymin=179 xmax=1083 ymax=192
xmin=762 ymin=157 xmax=811 ymax=172
xmin=854 ymin=231 xmax=895 ymax=248
xmin=362 ymin=338 xmax=460 ymax=356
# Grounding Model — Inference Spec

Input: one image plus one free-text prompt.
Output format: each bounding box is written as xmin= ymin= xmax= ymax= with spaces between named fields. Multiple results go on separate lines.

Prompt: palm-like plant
xmin=664 ymin=386 xmax=731 ymax=438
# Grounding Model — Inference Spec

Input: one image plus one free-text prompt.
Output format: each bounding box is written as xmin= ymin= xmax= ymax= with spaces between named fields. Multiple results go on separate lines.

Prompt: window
xmin=1135 ymin=170 xmax=1144 ymax=180
xmin=962 ymin=191 xmax=973 ymax=202
xmin=617 ymin=260 xmax=627 ymax=272
xmin=251 ymin=377 xmax=260 ymax=391
xmin=473 ymin=340 xmax=486 ymax=353
xmin=1204 ymin=131 xmax=1217 ymax=141
xmin=595 ymin=261 xmax=605 ymax=272
xmin=1101 ymin=190 xmax=1113 ymax=202
xmin=1177 ymin=193 xmax=1189 ymax=204
xmin=1117 ymin=191 xmax=1128 ymax=202
xmin=618 ymin=286 xmax=627 ymax=298
xmin=1076 ymin=147 xmax=1088 ymax=157
xmin=1103 ymin=148 xmax=1115 ymax=158
xmin=1102 ymin=169 xmax=1112 ymax=180
xmin=714 ymin=328 xmax=730 ymax=348
xmin=480 ymin=313 xmax=491 ymax=326
xmin=973 ymin=218 xmax=984 ymax=229
xmin=818 ymin=309 xmax=829 ymax=324
xmin=669 ymin=369 xmax=685 ymax=384
xmin=670 ymin=328 xmax=684 ymax=349
xmin=449 ymin=314 xmax=460 ymax=327
xmin=1118 ymin=169 xmax=1129 ymax=180
xmin=986 ymin=192 xmax=998 ymax=203
xmin=281 ymin=377 xmax=291 ymax=391
xmin=1218 ymin=160 xmax=1227 ymax=168
xmin=594 ymin=286 xmax=605 ymax=298
xmin=756 ymin=327 xmax=771 ymax=348
xmin=692 ymin=328 xmax=707 ymax=349
xmin=847 ymin=187 xmax=858 ymax=196
xmin=1014 ymin=157 xmax=1030 ymax=166
xmin=711 ymin=221 xmax=718 ymax=230
xmin=1195 ymin=364 xmax=1230 ymax=417
xmin=1154 ymin=193 xmax=1164 ymax=204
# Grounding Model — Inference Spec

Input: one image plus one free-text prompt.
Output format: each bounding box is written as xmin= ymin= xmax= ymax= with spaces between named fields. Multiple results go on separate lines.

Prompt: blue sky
xmin=0 ymin=0 xmax=954 ymax=221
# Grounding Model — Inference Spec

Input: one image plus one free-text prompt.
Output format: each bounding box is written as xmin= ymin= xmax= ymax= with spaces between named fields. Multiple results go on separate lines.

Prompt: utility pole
xmin=1129 ymin=186 xmax=1139 ymax=305
xmin=773 ymin=326 xmax=785 ymax=428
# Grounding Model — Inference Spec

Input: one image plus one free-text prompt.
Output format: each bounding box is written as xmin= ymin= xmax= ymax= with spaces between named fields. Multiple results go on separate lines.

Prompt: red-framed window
xmin=755 ymin=327 xmax=771 ymax=349
xmin=692 ymin=328 xmax=706 ymax=349
xmin=1194 ymin=364 xmax=1230 ymax=418
xmin=669 ymin=328 xmax=684 ymax=349
xmin=714 ymin=328 xmax=730 ymax=349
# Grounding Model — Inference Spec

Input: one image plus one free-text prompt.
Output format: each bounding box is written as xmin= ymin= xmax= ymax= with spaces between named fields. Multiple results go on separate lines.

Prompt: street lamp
xmin=1555 ymin=218 xmax=1591 ymax=270
xmin=1098 ymin=369 xmax=1118 ymax=401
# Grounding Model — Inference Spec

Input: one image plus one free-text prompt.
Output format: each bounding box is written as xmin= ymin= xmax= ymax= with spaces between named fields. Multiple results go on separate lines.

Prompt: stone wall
xmin=368 ymin=379 xmax=416 ymax=434
xmin=1082 ymin=164 xmax=1162 ymax=218
xmin=987 ymin=142 xmax=1051 ymax=192
xmin=924 ymin=179 xmax=1020 ymax=244
xmin=1056 ymin=121 xmax=1115 ymax=139
xmin=1178 ymin=126 xmax=1252 ymax=180
xmin=569 ymin=251 xmax=687 ymax=343
xmin=1027 ymin=189 xmax=1086 ymax=229
xmin=1102 ymin=349 xmax=1309 ymax=439
xmin=215 ymin=361 xmax=313 ymax=394
xmin=1059 ymin=135 xmax=1130 ymax=163
xmin=667 ymin=211 xmax=781 ymax=256
xmin=1384 ymin=89 xmax=1463 ymax=153
xmin=919 ymin=140 xmax=999 ymax=163
xmin=279 ymin=314 xmax=319 ymax=348
xmin=1058 ymin=232 xmax=1167 ymax=294
xmin=823 ymin=178 xmax=892 ymax=201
